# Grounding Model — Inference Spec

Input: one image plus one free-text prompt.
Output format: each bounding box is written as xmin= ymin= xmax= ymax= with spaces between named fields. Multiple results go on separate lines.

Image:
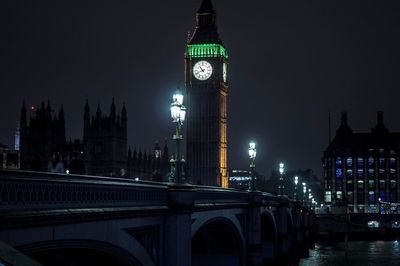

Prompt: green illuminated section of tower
xmin=186 ymin=43 xmax=228 ymax=59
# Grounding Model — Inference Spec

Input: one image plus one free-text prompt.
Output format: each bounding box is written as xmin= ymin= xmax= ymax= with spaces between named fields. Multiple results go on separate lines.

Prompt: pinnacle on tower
xmin=198 ymin=0 xmax=215 ymax=14
xmin=110 ymin=98 xmax=116 ymax=122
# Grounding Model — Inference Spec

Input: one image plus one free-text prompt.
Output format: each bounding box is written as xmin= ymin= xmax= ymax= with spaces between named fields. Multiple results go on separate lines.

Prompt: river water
xmin=299 ymin=241 xmax=400 ymax=266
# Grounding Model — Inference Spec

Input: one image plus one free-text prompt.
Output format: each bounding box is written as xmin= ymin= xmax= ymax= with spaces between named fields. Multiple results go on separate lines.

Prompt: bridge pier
xmin=246 ymin=191 xmax=263 ymax=266
xmin=165 ymin=185 xmax=194 ymax=266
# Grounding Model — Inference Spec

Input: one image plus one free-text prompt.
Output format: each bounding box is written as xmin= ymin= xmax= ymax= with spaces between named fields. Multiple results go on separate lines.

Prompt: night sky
xmin=1 ymin=0 xmax=400 ymax=179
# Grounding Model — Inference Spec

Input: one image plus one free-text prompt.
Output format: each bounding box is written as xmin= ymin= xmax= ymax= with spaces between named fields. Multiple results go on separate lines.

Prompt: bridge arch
xmin=192 ymin=217 xmax=244 ymax=266
xmin=1 ymin=219 xmax=157 ymax=266
xmin=18 ymin=239 xmax=141 ymax=266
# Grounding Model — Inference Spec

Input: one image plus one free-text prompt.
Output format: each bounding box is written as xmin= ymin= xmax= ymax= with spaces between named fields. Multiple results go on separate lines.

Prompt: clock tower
xmin=185 ymin=0 xmax=228 ymax=187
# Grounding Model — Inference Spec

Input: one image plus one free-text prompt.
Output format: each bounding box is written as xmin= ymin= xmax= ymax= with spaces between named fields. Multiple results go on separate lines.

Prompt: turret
xmin=46 ymin=100 xmax=52 ymax=118
xmin=336 ymin=111 xmax=352 ymax=136
xmin=84 ymin=99 xmax=90 ymax=134
xmin=96 ymin=104 xmax=102 ymax=120
xmin=121 ymin=102 xmax=127 ymax=131
xmin=372 ymin=111 xmax=389 ymax=134
xmin=110 ymin=98 xmax=116 ymax=123
xmin=20 ymin=101 xmax=27 ymax=132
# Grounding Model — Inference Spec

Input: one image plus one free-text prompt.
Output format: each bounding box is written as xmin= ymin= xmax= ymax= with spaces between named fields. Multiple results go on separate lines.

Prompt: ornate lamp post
xmin=170 ymin=90 xmax=186 ymax=184
xmin=294 ymin=176 xmax=299 ymax=201
xmin=278 ymin=162 xmax=285 ymax=196
xmin=248 ymin=141 xmax=257 ymax=191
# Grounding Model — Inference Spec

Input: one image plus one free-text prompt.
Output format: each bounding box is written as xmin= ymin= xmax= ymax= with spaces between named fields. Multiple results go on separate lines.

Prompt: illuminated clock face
xmin=223 ymin=63 xmax=227 ymax=82
xmin=193 ymin=61 xmax=213 ymax=81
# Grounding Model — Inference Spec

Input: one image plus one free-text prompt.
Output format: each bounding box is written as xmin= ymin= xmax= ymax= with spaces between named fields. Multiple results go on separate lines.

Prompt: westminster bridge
xmin=0 ymin=169 xmax=315 ymax=266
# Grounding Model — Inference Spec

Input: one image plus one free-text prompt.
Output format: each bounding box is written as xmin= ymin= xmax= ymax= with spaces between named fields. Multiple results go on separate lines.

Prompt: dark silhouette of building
xmin=83 ymin=99 xmax=127 ymax=177
xmin=322 ymin=111 xmax=400 ymax=213
xmin=186 ymin=0 xmax=228 ymax=187
xmin=127 ymin=142 xmax=170 ymax=181
xmin=20 ymin=101 xmax=66 ymax=171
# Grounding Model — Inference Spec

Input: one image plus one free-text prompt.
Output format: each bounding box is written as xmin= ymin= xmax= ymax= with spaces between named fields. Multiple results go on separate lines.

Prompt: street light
xmin=248 ymin=141 xmax=257 ymax=191
xmin=278 ymin=162 xmax=285 ymax=196
xmin=170 ymin=90 xmax=187 ymax=184
xmin=294 ymin=176 xmax=299 ymax=201
xmin=302 ymin=182 xmax=306 ymax=204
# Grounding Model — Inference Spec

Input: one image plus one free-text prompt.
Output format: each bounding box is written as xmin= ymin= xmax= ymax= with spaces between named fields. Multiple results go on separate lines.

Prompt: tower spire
xmin=189 ymin=0 xmax=221 ymax=44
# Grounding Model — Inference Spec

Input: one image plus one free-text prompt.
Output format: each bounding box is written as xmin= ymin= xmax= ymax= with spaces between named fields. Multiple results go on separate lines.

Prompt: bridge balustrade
xmin=0 ymin=169 xmax=168 ymax=213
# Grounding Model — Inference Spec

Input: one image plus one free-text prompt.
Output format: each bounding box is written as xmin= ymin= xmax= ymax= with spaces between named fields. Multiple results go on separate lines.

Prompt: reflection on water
xmin=300 ymin=241 xmax=400 ymax=266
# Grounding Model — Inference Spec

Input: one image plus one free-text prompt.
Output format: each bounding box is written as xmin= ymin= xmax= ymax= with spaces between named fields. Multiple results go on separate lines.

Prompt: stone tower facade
xmin=185 ymin=0 xmax=228 ymax=187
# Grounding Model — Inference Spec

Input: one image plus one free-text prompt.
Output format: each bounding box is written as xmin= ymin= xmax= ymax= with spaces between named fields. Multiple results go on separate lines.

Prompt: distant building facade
xmin=18 ymin=99 xmax=170 ymax=180
xmin=127 ymin=142 xmax=170 ymax=181
xmin=229 ymin=169 xmax=266 ymax=191
xmin=322 ymin=111 xmax=400 ymax=213
xmin=265 ymin=168 xmax=321 ymax=201
xmin=83 ymin=99 xmax=127 ymax=177
xmin=0 ymin=143 xmax=19 ymax=170
xmin=20 ymin=101 xmax=66 ymax=171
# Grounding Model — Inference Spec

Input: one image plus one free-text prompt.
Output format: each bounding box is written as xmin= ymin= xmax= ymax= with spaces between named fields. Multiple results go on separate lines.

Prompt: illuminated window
xmin=368 ymin=157 xmax=374 ymax=167
xmin=390 ymin=180 xmax=397 ymax=189
xmin=347 ymin=158 xmax=353 ymax=167
xmin=347 ymin=191 xmax=354 ymax=203
xmin=346 ymin=180 xmax=354 ymax=190
xmin=390 ymin=158 xmax=396 ymax=167
xmin=357 ymin=168 xmax=364 ymax=177
xmin=368 ymin=180 xmax=375 ymax=189
xmin=187 ymin=43 xmax=228 ymax=59
xmin=325 ymin=191 xmax=332 ymax=202
xmin=336 ymin=168 xmax=343 ymax=178
xmin=379 ymin=148 xmax=385 ymax=154
xmin=346 ymin=169 xmax=353 ymax=178
xmin=357 ymin=157 xmax=364 ymax=167
xmin=380 ymin=191 xmax=386 ymax=201
xmin=336 ymin=157 xmax=342 ymax=166
xmin=368 ymin=191 xmax=375 ymax=203
xmin=379 ymin=180 xmax=386 ymax=189
xmin=337 ymin=191 xmax=343 ymax=199
xmin=379 ymin=158 xmax=385 ymax=168
xmin=368 ymin=169 xmax=375 ymax=177
xmin=357 ymin=180 xmax=364 ymax=189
